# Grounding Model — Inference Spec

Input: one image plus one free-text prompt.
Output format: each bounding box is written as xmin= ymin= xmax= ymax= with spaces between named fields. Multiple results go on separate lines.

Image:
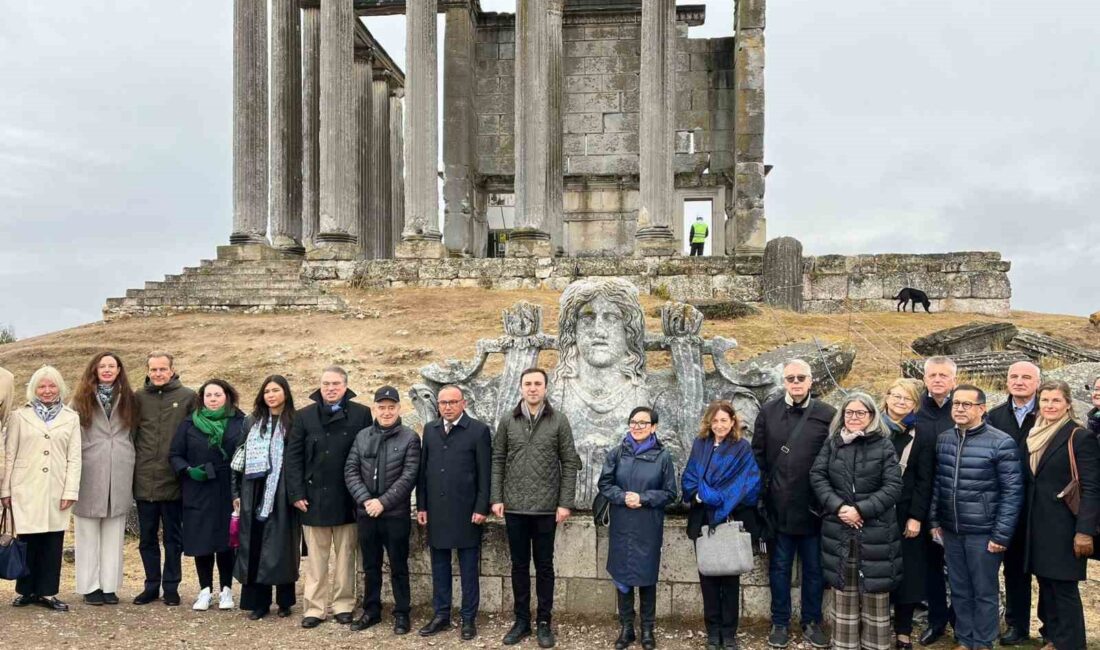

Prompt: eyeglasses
xmin=628 ymin=420 xmax=653 ymax=428
xmin=952 ymin=401 xmax=985 ymax=410
xmin=438 ymin=400 xmax=464 ymax=407
xmin=784 ymin=374 xmax=809 ymax=383
xmin=887 ymin=393 xmax=915 ymax=404
xmin=843 ymin=410 xmax=870 ymax=418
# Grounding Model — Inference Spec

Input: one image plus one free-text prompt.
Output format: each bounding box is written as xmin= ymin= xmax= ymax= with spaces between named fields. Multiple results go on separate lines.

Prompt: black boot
xmin=615 ymin=623 xmax=636 ymax=649
xmin=616 ymin=589 xmax=636 ymax=649
xmin=640 ymin=624 xmax=656 ymax=650
xmin=705 ymin=624 xmax=721 ymax=650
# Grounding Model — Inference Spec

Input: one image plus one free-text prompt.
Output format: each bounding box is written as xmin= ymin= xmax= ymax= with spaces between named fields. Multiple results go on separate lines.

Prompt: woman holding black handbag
xmin=1020 ymin=380 xmax=1099 ymax=650
xmin=598 ymin=406 xmax=677 ymax=650
xmin=681 ymin=401 xmax=761 ymax=650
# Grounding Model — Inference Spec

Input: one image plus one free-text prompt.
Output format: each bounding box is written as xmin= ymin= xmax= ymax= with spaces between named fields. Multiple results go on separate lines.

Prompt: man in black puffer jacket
xmin=929 ymin=385 xmax=1023 ymax=650
xmin=344 ymin=386 xmax=421 ymax=635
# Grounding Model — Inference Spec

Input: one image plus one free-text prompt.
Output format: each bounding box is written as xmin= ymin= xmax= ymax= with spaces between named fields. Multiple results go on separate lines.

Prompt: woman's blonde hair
xmin=698 ymin=400 xmax=743 ymax=441
xmin=26 ymin=365 xmax=69 ymax=404
xmin=878 ymin=378 xmax=923 ymax=416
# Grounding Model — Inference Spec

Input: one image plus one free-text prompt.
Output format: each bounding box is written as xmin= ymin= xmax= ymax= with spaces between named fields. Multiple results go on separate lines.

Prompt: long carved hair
xmin=72 ymin=351 xmax=137 ymax=429
xmin=554 ymin=278 xmax=646 ymax=385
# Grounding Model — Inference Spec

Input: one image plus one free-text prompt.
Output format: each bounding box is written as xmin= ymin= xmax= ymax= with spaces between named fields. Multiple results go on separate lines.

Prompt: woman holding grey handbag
xmin=598 ymin=406 xmax=678 ymax=650
xmin=681 ymin=401 xmax=761 ymax=650
xmin=810 ymin=392 xmax=902 ymax=650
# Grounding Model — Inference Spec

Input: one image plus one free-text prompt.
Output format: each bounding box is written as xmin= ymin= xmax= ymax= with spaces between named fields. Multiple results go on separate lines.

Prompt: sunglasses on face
xmin=784 ymin=374 xmax=809 ymax=383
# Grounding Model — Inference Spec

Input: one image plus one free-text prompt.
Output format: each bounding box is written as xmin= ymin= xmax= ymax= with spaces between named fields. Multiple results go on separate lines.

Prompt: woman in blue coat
xmin=169 ymin=378 xmax=245 ymax=612
xmin=681 ymin=400 xmax=761 ymax=650
xmin=598 ymin=406 xmax=678 ymax=650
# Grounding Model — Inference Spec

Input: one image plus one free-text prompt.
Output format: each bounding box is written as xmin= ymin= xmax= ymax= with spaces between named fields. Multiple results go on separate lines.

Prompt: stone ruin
xmin=406 ymin=277 xmax=855 ymax=507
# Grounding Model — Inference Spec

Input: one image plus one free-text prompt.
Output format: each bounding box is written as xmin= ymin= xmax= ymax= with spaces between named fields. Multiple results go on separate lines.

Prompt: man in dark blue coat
xmin=416 ymin=385 xmax=492 ymax=641
xmin=929 ymin=385 xmax=1023 ymax=650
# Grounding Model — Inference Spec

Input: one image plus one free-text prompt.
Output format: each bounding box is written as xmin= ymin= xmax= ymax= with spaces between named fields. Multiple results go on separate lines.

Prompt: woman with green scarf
xmin=170 ymin=378 xmax=245 ymax=613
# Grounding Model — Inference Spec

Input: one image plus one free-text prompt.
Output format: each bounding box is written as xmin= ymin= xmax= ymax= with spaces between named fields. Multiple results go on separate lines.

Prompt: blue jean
xmin=942 ymin=531 xmax=1001 ymax=648
xmin=768 ymin=532 xmax=824 ymax=627
xmin=924 ymin=534 xmax=955 ymax=629
xmin=431 ymin=546 xmax=480 ymax=622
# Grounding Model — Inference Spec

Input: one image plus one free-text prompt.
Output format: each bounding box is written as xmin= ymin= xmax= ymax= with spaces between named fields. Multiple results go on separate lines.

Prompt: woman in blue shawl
xmin=681 ymin=401 xmax=761 ymax=650
xmin=598 ymin=406 xmax=678 ymax=650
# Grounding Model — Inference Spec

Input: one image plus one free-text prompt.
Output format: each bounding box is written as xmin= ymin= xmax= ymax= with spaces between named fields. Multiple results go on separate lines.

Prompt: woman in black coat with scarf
xmin=878 ymin=379 xmax=934 ymax=649
xmin=810 ymin=392 xmax=902 ymax=650
xmin=232 ymin=375 xmax=301 ymax=620
xmin=1020 ymin=381 xmax=1100 ymax=650
xmin=598 ymin=406 xmax=678 ymax=650
xmin=169 ymin=378 xmax=245 ymax=612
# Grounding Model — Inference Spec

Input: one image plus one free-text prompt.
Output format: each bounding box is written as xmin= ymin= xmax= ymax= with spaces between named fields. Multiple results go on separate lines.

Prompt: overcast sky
xmin=2 ymin=0 xmax=1097 ymax=338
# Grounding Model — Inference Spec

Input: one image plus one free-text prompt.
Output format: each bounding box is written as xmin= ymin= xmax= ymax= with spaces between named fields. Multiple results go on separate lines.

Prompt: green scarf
xmin=192 ymin=405 xmax=232 ymax=458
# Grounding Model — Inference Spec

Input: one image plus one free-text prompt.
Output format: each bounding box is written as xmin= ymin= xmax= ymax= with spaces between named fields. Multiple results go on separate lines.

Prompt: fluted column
xmin=271 ymin=0 xmax=303 ymax=254
xmin=355 ymin=56 xmax=374 ymax=258
xmin=368 ymin=75 xmax=393 ymax=258
xmin=396 ymin=0 xmax=445 ymax=259
xmin=547 ymin=0 xmax=564 ymax=255
xmin=732 ymin=0 xmax=767 ymax=254
xmin=507 ymin=0 xmax=557 ymax=258
xmin=635 ymin=0 xmax=677 ymax=256
xmin=301 ymin=7 xmax=321 ymax=249
xmin=231 ymin=0 xmax=268 ymax=244
xmin=389 ymin=89 xmax=406 ymax=253
xmin=312 ymin=0 xmax=359 ymax=259
xmin=442 ymin=5 xmax=478 ymax=257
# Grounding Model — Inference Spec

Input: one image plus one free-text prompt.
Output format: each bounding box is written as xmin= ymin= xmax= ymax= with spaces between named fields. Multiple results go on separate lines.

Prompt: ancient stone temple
xmin=234 ymin=0 xmax=768 ymax=261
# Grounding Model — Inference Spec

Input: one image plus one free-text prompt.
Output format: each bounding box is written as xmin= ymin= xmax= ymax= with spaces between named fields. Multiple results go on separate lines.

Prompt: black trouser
xmin=136 ymin=499 xmax=183 ymax=595
xmin=15 ymin=531 xmax=64 ymax=597
xmin=924 ymin=536 xmax=954 ymax=629
xmin=690 ymin=242 xmax=704 ymax=256
xmin=617 ymin=585 xmax=656 ymax=627
xmin=431 ymin=545 xmax=481 ymax=622
xmin=358 ymin=515 xmax=411 ymax=618
xmin=195 ymin=550 xmax=235 ymax=591
xmin=239 ymin=516 xmax=296 ymax=612
xmin=894 ymin=602 xmax=917 ymax=635
xmin=504 ymin=513 xmax=557 ymax=624
xmin=1002 ymin=540 xmax=1031 ymax=636
xmin=700 ymin=573 xmax=740 ymax=638
xmin=1037 ymin=577 xmax=1085 ymax=650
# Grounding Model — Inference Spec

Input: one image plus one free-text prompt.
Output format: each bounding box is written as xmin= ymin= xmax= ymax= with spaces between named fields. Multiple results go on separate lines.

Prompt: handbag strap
xmin=765 ymin=399 xmax=814 ymax=487
xmin=1067 ymin=427 xmax=1080 ymax=484
xmin=1 ymin=506 xmax=14 ymax=538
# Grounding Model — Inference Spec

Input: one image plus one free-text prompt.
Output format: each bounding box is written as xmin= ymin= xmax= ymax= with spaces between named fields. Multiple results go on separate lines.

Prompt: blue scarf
xmin=32 ymin=399 xmax=63 ymax=423
xmin=231 ymin=417 xmax=286 ymax=521
xmin=681 ymin=436 xmax=760 ymax=524
xmin=625 ymin=432 xmax=657 ymax=456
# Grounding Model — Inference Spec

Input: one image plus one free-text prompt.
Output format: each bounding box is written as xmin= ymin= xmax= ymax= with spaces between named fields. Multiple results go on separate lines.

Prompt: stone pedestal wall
xmin=304 ymin=250 xmax=1012 ymax=315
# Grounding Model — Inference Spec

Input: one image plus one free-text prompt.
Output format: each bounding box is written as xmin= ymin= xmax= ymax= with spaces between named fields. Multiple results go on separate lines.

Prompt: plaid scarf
xmin=97 ymin=383 xmax=115 ymax=419
xmin=32 ymin=399 xmax=63 ymax=423
xmin=231 ymin=418 xmax=285 ymax=521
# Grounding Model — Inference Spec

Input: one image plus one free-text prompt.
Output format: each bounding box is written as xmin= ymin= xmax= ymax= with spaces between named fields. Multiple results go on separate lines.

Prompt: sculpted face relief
xmin=576 ymin=296 xmax=629 ymax=370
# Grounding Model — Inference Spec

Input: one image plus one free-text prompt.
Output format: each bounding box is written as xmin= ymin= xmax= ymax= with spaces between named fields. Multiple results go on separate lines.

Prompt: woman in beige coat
xmin=71 ymin=352 xmax=137 ymax=606
xmin=1 ymin=366 xmax=81 ymax=611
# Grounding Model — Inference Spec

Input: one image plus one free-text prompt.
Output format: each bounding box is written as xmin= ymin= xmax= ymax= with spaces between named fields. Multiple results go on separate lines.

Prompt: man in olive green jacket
xmin=491 ymin=368 xmax=581 ymax=649
xmin=131 ymin=352 xmax=195 ymax=606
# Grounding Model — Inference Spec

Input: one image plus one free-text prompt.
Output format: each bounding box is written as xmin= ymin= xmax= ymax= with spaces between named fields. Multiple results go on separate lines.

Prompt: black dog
xmin=894 ymin=287 xmax=931 ymax=313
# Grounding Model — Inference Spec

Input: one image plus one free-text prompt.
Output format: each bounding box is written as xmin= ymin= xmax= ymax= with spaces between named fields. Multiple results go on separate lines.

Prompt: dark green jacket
xmin=491 ymin=401 xmax=582 ymax=514
xmin=133 ymin=376 xmax=195 ymax=501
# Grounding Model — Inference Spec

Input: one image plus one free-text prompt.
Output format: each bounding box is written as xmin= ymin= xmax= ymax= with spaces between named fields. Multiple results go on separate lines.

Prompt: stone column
xmin=546 ymin=0 xmax=565 ymax=255
xmin=507 ymin=0 xmax=561 ymax=258
xmin=355 ymin=56 xmax=374 ymax=258
xmin=389 ymin=89 xmax=406 ymax=253
xmin=270 ymin=0 xmax=304 ymax=254
xmin=732 ymin=0 xmax=767 ymax=254
xmin=231 ymin=0 xmax=268 ymax=245
xmin=301 ymin=7 xmax=321 ymax=249
xmin=369 ymin=75 xmax=393 ymax=258
xmin=312 ymin=0 xmax=359 ymax=259
xmin=396 ymin=0 xmax=446 ymax=259
xmin=635 ymin=0 xmax=677 ymax=256
xmin=442 ymin=5 xmax=478 ymax=257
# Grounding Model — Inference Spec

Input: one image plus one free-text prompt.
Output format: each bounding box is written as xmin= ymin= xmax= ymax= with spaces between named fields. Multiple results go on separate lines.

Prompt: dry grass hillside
xmin=1 ymin=287 xmax=1096 ymax=405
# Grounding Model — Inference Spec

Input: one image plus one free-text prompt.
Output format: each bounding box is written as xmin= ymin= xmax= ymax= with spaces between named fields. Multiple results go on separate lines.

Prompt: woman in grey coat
xmin=71 ymin=352 xmax=137 ymax=606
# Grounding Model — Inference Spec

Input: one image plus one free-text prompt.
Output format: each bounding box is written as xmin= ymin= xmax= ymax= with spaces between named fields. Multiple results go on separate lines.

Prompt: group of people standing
xmin=1 ymin=352 xmax=1098 ymax=650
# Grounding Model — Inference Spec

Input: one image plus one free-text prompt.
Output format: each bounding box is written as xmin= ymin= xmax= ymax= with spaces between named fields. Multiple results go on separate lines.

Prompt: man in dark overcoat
xmin=416 ymin=385 xmax=492 ymax=641
xmin=285 ymin=366 xmax=372 ymax=629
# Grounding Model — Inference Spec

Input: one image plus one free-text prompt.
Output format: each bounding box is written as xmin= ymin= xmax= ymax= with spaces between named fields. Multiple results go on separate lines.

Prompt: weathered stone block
xmin=848 ymin=274 xmax=883 ymax=300
xmin=565 ymin=92 xmax=621 ymax=113
xmin=564 ymin=112 xmax=603 ymax=134
xmin=585 ymin=132 xmax=639 ymax=154
xmin=567 ymin=154 xmax=638 ymax=175
xmin=809 ymin=273 xmax=847 ymax=301
xmin=969 ymin=272 xmax=1012 ymax=299
xmin=604 ymin=112 xmax=640 ymax=133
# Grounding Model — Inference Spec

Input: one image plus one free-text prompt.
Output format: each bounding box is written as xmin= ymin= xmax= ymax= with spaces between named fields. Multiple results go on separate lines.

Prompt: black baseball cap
xmin=374 ymin=386 xmax=400 ymax=403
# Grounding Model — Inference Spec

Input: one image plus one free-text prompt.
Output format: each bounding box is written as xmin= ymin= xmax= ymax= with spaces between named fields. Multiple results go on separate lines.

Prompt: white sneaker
xmin=192 ymin=587 xmax=212 ymax=611
xmin=218 ymin=586 xmax=234 ymax=610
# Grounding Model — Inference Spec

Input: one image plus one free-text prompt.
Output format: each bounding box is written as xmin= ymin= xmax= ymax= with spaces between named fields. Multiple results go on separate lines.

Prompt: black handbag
xmin=592 ymin=493 xmax=611 ymax=527
xmin=0 ymin=507 xmax=30 ymax=581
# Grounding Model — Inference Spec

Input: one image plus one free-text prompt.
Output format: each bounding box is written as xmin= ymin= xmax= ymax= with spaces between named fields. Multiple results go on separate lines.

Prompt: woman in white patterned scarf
xmin=231 ymin=374 xmax=301 ymax=620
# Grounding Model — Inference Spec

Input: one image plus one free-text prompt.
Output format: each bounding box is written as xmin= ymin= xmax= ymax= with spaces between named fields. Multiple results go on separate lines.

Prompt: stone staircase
xmin=103 ymin=245 xmax=345 ymax=321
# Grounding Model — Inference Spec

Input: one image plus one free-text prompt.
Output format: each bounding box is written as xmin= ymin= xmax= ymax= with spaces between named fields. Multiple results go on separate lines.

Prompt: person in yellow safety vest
xmin=689 ymin=217 xmax=708 ymax=256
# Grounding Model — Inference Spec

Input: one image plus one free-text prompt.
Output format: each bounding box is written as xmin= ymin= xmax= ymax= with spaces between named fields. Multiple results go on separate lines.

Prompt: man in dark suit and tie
xmin=416 ymin=385 xmax=492 ymax=641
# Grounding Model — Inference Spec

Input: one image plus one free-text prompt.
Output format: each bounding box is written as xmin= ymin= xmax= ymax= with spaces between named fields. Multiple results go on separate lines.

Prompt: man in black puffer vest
xmin=344 ymin=386 xmax=421 ymax=635
xmin=929 ymin=385 xmax=1023 ymax=650
xmin=985 ymin=361 xmax=1040 ymax=645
